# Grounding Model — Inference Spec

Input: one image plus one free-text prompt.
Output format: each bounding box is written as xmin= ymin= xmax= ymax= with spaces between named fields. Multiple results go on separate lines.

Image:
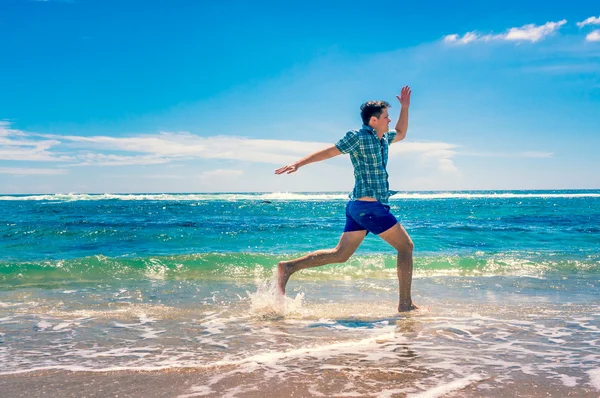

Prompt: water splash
xmin=247 ymin=276 xmax=305 ymax=319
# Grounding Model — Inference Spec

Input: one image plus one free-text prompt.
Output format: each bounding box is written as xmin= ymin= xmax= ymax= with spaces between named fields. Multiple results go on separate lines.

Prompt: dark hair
xmin=360 ymin=101 xmax=390 ymax=125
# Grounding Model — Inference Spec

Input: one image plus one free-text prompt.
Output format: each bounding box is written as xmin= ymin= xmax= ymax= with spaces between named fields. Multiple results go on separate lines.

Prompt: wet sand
xmin=0 ymin=368 xmax=597 ymax=398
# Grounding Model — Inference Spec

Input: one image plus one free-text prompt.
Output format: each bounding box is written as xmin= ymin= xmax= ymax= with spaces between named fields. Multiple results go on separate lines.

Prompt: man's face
xmin=371 ymin=108 xmax=391 ymax=131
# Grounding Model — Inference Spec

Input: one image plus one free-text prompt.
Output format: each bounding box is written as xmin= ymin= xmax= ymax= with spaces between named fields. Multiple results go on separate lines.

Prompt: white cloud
xmin=586 ymin=30 xmax=600 ymax=42
xmin=0 ymin=121 xmax=70 ymax=162
xmin=444 ymin=32 xmax=478 ymax=44
xmin=58 ymin=132 xmax=460 ymax=172
xmin=48 ymin=132 xmax=325 ymax=166
xmin=443 ymin=34 xmax=458 ymax=43
xmin=0 ymin=167 xmax=67 ymax=175
xmin=0 ymin=121 xmax=26 ymax=137
xmin=503 ymin=20 xmax=567 ymax=42
xmin=69 ymin=153 xmax=171 ymax=166
xmin=577 ymin=16 xmax=600 ymax=28
xmin=0 ymin=123 xmax=553 ymax=185
xmin=390 ymin=142 xmax=459 ymax=174
xmin=0 ymin=140 xmax=69 ymax=161
xmin=444 ymin=20 xmax=567 ymax=45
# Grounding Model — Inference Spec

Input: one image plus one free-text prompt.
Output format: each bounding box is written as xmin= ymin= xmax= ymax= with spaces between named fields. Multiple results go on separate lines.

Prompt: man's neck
xmin=366 ymin=124 xmax=386 ymax=139
xmin=373 ymin=128 xmax=386 ymax=139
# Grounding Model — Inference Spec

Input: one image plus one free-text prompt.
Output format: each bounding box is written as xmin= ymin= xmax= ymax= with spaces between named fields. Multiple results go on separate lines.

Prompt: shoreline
xmin=1 ymin=368 xmax=597 ymax=398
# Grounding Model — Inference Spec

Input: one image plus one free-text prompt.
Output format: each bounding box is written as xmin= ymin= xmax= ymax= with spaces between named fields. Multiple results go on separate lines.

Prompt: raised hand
xmin=274 ymin=163 xmax=299 ymax=175
xmin=396 ymin=86 xmax=411 ymax=108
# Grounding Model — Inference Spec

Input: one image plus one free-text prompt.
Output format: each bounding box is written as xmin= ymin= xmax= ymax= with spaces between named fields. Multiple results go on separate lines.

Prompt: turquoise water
xmin=1 ymin=190 xmax=599 ymax=283
xmin=1 ymin=190 xmax=599 ymax=395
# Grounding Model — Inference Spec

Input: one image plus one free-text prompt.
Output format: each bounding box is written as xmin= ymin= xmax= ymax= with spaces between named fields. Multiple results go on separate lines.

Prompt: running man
xmin=274 ymin=86 xmax=417 ymax=312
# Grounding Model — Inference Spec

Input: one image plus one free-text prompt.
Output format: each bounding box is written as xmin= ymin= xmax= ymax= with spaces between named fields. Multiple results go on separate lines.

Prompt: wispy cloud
xmin=68 ymin=153 xmax=171 ymax=167
xmin=587 ymin=30 xmax=600 ymax=42
xmin=47 ymin=132 xmax=325 ymax=166
xmin=0 ymin=122 xmax=71 ymax=162
xmin=107 ymin=170 xmax=243 ymax=180
xmin=390 ymin=142 xmax=459 ymax=174
xmin=56 ymin=132 xmax=460 ymax=171
xmin=3 ymin=122 xmax=463 ymax=173
xmin=577 ymin=16 xmax=600 ymax=28
xmin=503 ymin=20 xmax=567 ymax=42
xmin=0 ymin=122 xmax=552 ymax=179
xmin=0 ymin=167 xmax=67 ymax=175
xmin=0 ymin=121 xmax=26 ymax=137
xmin=444 ymin=20 xmax=567 ymax=45
xmin=444 ymin=32 xmax=478 ymax=45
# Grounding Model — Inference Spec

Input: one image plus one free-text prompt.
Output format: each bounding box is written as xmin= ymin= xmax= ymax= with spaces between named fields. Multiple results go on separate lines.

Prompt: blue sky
xmin=1 ymin=0 xmax=599 ymax=193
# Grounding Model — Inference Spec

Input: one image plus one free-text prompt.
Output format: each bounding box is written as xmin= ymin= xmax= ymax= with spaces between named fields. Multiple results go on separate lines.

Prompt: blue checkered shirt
xmin=335 ymin=125 xmax=397 ymax=204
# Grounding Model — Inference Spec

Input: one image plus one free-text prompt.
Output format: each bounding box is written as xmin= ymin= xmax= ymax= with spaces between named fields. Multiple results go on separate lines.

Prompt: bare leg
xmin=378 ymin=223 xmax=417 ymax=312
xmin=278 ymin=230 xmax=367 ymax=294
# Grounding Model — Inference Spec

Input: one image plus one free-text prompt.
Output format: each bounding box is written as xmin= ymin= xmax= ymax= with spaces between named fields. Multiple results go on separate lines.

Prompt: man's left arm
xmin=392 ymin=86 xmax=411 ymax=143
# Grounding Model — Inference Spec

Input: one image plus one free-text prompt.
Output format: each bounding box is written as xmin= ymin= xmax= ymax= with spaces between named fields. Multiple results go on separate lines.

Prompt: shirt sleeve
xmin=335 ymin=131 xmax=360 ymax=154
xmin=387 ymin=130 xmax=397 ymax=144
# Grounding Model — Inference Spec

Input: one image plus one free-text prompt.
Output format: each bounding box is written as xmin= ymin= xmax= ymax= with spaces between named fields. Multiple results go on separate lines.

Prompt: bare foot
xmin=277 ymin=262 xmax=294 ymax=294
xmin=398 ymin=302 xmax=419 ymax=312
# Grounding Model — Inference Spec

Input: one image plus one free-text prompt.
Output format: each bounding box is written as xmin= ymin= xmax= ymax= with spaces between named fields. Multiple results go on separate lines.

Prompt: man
xmin=274 ymin=86 xmax=417 ymax=312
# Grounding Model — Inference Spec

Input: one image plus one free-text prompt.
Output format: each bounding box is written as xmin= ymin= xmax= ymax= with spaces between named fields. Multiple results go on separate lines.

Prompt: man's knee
xmin=398 ymin=239 xmax=414 ymax=254
xmin=334 ymin=247 xmax=353 ymax=262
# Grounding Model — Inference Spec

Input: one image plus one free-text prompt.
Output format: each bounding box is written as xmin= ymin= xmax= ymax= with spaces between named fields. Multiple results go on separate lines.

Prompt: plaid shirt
xmin=335 ymin=125 xmax=397 ymax=204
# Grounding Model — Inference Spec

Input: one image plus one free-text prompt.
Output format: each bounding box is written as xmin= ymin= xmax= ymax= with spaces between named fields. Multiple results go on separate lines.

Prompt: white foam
xmin=376 ymin=387 xmax=411 ymax=398
xmin=53 ymin=322 xmax=72 ymax=331
xmin=306 ymin=387 xmax=327 ymax=397
xmin=177 ymin=385 xmax=214 ymax=398
xmin=0 ymin=192 xmax=347 ymax=202
xmin=588 ymin=368 xmax=600 ymax=390
xmin=390 ymin=192 xmax=600 ymax=199
xmin=36 ymin=321 xmax=52 ymax=330
xmin=0 ymin=364 xmax=197 ymax=376
xmin=1 ymin=191 xmax=597 ymax=201
xmin=409 ymin=374 xmax=484 ymax=398
xmin=247 ymin=278 xmax=305 ymax=318
xmin=139 ymin=314 xmax=156 ymax=324
xmin=557 ymin=374 xmax=578 ymax=387
xmin=195 ymin=336 xmax=229 ymax=349
xmin=230 ymin=328 xmax=396 ymax=367
xmin=139 ymin=328 xmax=165 ymax=339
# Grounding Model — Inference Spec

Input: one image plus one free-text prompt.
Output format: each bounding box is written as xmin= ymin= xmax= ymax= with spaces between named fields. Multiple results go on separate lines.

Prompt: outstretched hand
xmin=396 ymin=86 xmax=411 ymax=107
xmin=274 ymin=163 xmax=299 ymax=175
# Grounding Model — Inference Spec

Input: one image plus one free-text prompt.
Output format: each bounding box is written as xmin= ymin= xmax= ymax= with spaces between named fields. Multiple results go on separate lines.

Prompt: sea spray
xmin=247 ymin=276 xmax=305 ymax=319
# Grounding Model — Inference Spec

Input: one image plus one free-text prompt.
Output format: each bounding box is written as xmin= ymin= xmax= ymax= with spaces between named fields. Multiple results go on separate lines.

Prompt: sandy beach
xmin=1 ymin=366 xmax=597 ymax=397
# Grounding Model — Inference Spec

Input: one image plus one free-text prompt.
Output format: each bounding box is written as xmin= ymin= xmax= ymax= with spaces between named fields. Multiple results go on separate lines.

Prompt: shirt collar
xmin=361 ymin=124 xmax=385 ymax=138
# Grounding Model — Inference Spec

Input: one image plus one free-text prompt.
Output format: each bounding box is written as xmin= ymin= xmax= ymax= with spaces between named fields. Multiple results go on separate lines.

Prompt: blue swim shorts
xmin=344 ymin=200 xmax=398 ymax=235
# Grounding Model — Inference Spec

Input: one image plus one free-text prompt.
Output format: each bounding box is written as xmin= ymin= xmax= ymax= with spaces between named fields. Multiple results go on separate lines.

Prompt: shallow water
xmin=0 ymin=191 xmax=599 ymax=396
xmin=1 ymin=276 xmax=599 ymax=396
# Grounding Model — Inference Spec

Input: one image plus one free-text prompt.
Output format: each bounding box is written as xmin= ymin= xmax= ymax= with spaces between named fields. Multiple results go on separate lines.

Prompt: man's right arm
xmin=274 ymin=145 xmax=342 ymax=175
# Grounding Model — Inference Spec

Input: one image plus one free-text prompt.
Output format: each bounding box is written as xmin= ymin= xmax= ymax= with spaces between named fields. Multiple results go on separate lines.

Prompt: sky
xmin=1 ymin=0 xmax=599 ymax=194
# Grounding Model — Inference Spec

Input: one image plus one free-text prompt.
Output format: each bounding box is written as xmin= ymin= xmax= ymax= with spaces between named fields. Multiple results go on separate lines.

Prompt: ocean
xmin=0 ymin=190 xmax=599 ymax=397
